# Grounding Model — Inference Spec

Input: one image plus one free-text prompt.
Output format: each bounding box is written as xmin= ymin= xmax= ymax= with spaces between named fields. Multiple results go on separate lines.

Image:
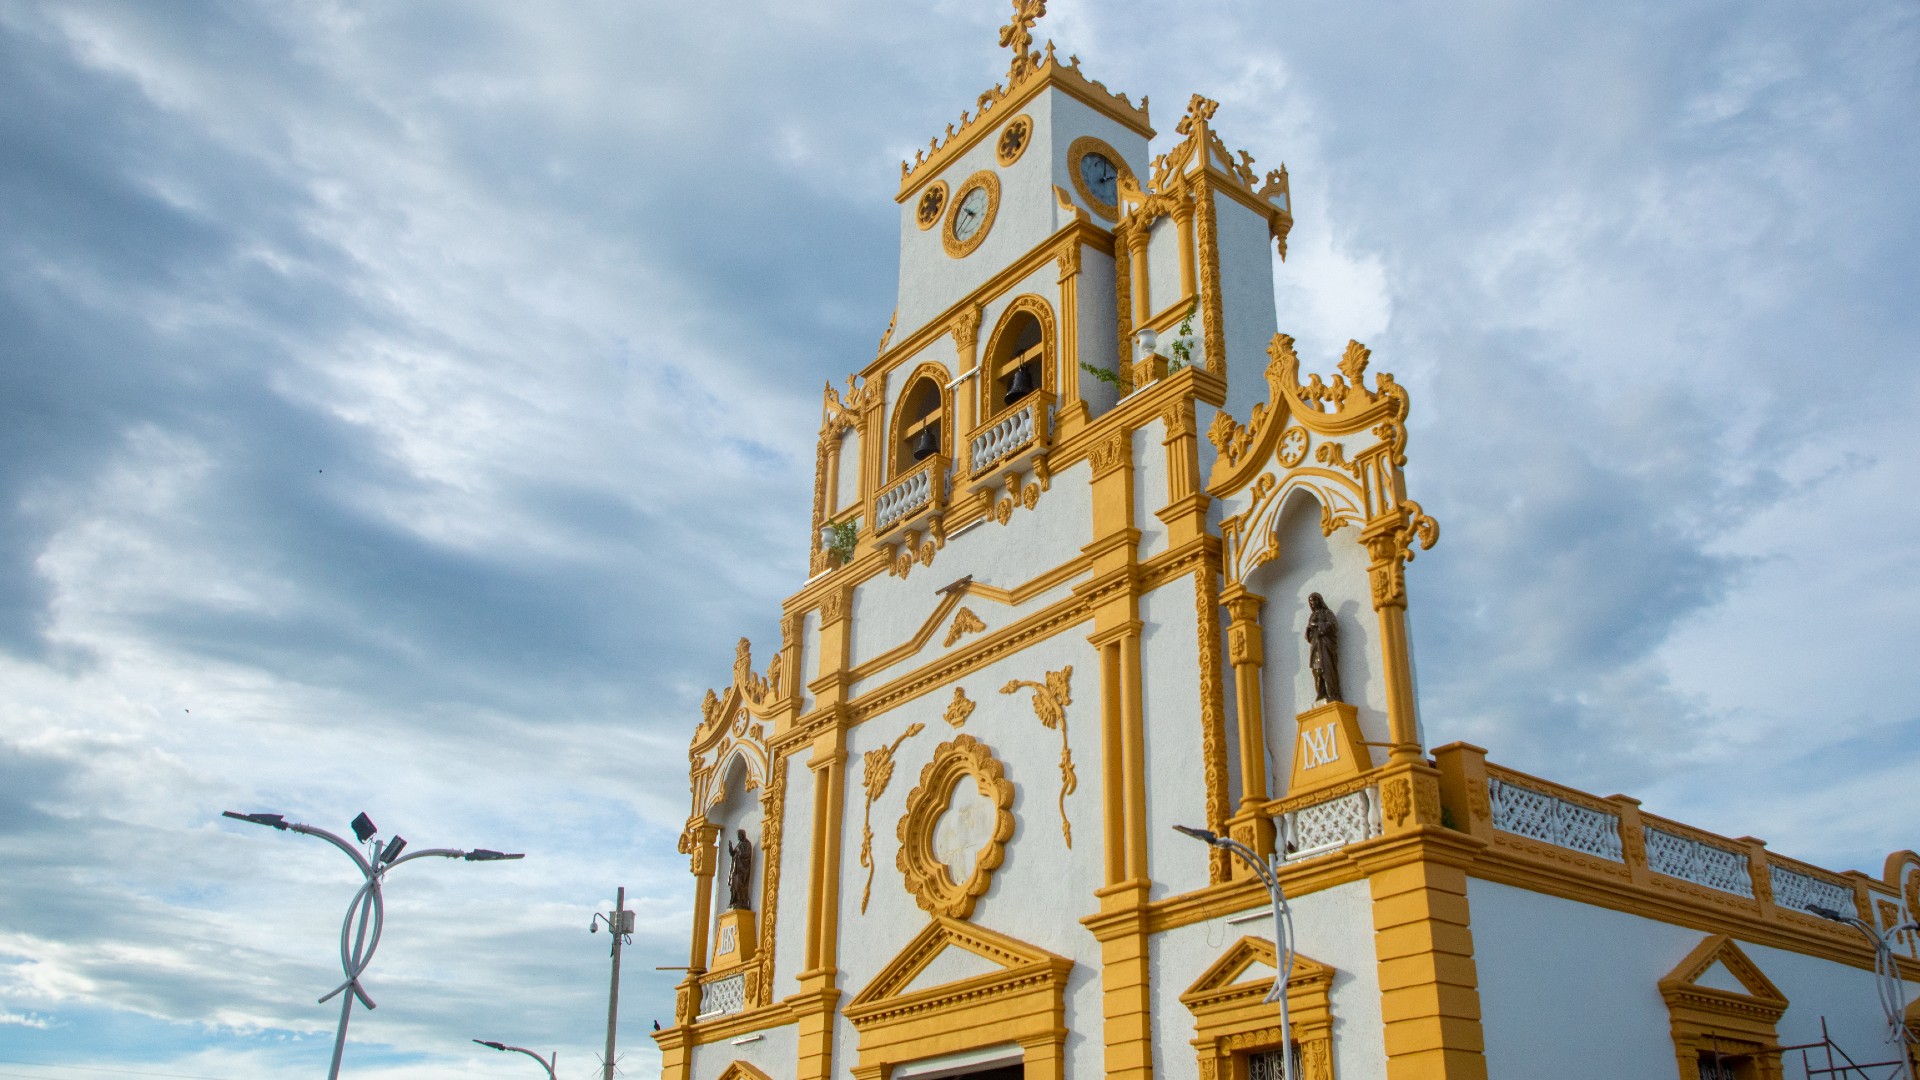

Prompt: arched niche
xmin=1243 ymin=487 xmax=1385 ymax=799
xmin=706 ymin=754 xmax=765 ymax=944
xmin=889 ymin=362 xmax=951 ymax=477
xmin=980 ymin=295 xmax=1055 ymax=422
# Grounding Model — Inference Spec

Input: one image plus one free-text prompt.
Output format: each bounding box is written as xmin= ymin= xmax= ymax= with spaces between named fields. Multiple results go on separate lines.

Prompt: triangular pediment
xmin=1660 ymin=935 xmax=1785 ymax=1005
xmin=848 ymin=916 xmax=1068 ymax=1011
xmin=1181 ymin=935 xmax=1334 ymax=1008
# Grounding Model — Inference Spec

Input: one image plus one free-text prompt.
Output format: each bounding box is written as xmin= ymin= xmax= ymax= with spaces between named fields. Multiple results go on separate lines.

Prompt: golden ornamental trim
xmin=896 ymin=735 xmax=1016 ymax=919
xmin=942 ymin=686 xmax=976 ymax=728
xmin=944 ymin=607 xmax=987 ymax=647
xmin=859 ymin=723 xmax=926 ymax=914
xmin=942 ymin=171 xmax=1002 ymax=260
xmin=1000 ymin=664 xmax=1077 ymax=848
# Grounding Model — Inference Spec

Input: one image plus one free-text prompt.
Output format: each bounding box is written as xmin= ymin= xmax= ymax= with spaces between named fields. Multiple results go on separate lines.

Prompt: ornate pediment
xmin=1659 ymin=935 xmax=1786 ymax=1007
xmin=1180 ymin=935 xmax=1335 ymax=1011
xmin=848 ymin=916 xmax=1068 ymax=1012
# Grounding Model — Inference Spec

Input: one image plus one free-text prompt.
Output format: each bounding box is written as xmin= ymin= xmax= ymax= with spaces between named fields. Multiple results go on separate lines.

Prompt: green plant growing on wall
xmin=1079 ymin=360 xmax=1121 ymax=388
xmin=824 ymin=518 xmax=860 ymax=566
xmin=1166 ymin=298 xmax=1199 ymax=371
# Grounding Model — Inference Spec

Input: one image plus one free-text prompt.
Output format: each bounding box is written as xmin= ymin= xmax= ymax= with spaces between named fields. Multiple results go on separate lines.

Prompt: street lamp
xmin=1175 ymin=824 xmax=1296 ymax=1080
xmin=1807 ymin=904 xmax=1919 ymax=1080
xmin=589 ymin=887 xmax=636 ymax=1080
xmin=473 ymin=1038 xmax=558 ymax=1079
xmin=222 ymin=810 xmax=524 ymax=1080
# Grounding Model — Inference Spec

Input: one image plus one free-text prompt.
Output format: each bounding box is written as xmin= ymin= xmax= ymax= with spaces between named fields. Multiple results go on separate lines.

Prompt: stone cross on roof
xmin=998 ymin=0 xmax=1047 ymax=82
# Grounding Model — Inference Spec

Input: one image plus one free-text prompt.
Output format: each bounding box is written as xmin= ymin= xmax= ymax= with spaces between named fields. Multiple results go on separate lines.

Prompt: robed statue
xmin=726 ymin=829 xmax=754 ymax=911
xmin=1305 ymin=592 xmax=1343 ymax=704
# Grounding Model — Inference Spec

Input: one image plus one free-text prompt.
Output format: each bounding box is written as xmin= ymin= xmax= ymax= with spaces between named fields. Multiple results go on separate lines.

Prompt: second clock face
xmin=1079 ymin=152 xmax=1119 ymax=206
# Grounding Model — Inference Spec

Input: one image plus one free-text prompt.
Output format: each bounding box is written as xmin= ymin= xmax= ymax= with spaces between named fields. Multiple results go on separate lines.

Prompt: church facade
xmin=653 ymin=7 xmax=1920 ymax=1079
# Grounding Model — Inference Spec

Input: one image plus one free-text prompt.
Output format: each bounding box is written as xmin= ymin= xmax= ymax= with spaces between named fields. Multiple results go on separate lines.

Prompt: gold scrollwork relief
xmin=859 ymin=723 xmax=926 ymax=914
xmin=943 ymin=686 xmax=976 ymax=728
xmin=896 ymin=734 xmax=1016 ymax=920
xmin=944 ymin=607 xmax=986 ymax=647
xmin=1000 ymin=665 xmax=1077 ymax=848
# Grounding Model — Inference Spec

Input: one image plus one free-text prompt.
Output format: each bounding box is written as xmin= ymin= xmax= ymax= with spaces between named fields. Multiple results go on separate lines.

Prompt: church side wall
xmin=1469 ymin=877 xmax=1905 ymax=1077
xmin=1133 ymin=415 xmax=1170 ymax=561
xmin=1076 ymin=246 xmax=1121 ymax=416
xmin=773 ymin=759 xmax=815 ymax=999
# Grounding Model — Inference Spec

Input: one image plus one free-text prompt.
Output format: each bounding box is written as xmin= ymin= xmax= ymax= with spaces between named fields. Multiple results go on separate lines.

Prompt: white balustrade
xmin=969 ymin=401 xmax=1045 ymax=475
xmin=1645 ymin=826 xmax=1754 ymax=897
xmin=697 ymin=972 xmax=746 ymax=1019
xmin=1769 ymin=865 xmax=1853 ymax=917
xmin=875 ymin=466 xmax=935 ymax=533
xmin=1280 ymin=786 xmax=1381 ymax=861
xmin=1487 ymin=776 xmax=1624 ymax=862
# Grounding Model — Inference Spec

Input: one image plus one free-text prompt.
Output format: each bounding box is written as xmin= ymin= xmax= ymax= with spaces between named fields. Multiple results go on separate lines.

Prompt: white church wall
xmin=773 ymin=758 xmax=814 ymax=996
xmin=1133 ymin=417 xmax=1169 ymax=561
xmin=1249 ymin=495 xmax=1386 ymax=798
xmin=1145 ymin=215 xmax=1184 ymax=324
xmin=1047 ymin=93 xmax=1151 ymax=222
xmin=687 ymin=1021 xmax=798 ymax=1080
xmin=1075 ymin=246 xmax=1120 ymax=417
xmin=795 ymin=608 xmax=818 ymax=717
xmin=1146 ymin=879 xmax=1386 ymax=1080
xmin=833 ymin=429 xmax=861 ymax=516
xmin=897 ymin=89 xmax=1086 ymax=341
xmin=847 ymin=457 xmax=1092 ymax=695
xmin=1212 ymin=190 xmax=1281 ymax=423
xmin=1139 ymin=573 xmax=1210 ymax=901
xmin=1747 ymin=937 xmax=1914 ymax=1066
xmin=832 ymin=631 xmax=1105 ymax=1014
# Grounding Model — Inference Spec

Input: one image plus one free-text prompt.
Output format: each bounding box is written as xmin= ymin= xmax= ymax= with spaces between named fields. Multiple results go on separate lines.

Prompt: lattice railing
xmin=1279 ymin=786 xmax=1381 ymax=861
xmin=697 ymin=972 xmax=746 ymax=1019
xmin=1770 ymin=864 xmax=1854 ymax=918
xmin=1645 ymin=825 xmax=1755 ymax=897
xmin=1487 ymin=775 xmax=1624 ymax=862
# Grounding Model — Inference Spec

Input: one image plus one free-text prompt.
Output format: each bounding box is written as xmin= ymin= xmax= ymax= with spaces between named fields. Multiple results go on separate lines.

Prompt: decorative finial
xmin=1176 ymin=94 xmax=1220 ymax=137
xmin=998 ymin=0 xmax=1047 ymax=82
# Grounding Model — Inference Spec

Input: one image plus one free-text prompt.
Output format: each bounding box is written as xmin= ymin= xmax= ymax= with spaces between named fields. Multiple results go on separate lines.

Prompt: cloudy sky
xmin=1 ymin=0 xmax=1916 ymax=1076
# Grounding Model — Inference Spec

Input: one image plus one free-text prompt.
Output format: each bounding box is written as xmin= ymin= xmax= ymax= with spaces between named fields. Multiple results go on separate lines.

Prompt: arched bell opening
xmin=894 ymin=374 xmax=946 ymax=475
xmin=987 ymin=311 xmax=1045 ymax=418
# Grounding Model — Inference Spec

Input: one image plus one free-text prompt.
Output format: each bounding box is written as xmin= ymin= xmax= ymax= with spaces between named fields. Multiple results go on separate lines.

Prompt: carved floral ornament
xmin=1211 ymin=334 xmax=1440 ymax=588
xmin=896 ymin=734 xmax=1016 ymax=920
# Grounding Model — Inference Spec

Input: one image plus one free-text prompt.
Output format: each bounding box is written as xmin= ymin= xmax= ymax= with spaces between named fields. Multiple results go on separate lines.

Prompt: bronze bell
xmin=909 ymin=423 xmax=938 ymax=461
xmin=1003 ymin=363 xmax=1035 ymax=404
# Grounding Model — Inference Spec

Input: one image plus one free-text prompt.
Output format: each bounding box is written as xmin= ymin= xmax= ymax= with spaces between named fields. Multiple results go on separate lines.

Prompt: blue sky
xmin=1 ymin=1 xmax=1916 ymax=1077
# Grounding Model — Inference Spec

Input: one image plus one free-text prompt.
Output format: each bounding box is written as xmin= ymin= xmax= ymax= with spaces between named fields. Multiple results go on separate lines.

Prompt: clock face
xmin=1079 ymin=152 xmax=1119 ymax=206
xmin=953 ymin=186 xmax=991 ymax=241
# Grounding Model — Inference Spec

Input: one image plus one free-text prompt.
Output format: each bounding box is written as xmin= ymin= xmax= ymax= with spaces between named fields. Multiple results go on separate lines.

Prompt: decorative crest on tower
xmin=998 ymin=0 xmax=1047 ymax=82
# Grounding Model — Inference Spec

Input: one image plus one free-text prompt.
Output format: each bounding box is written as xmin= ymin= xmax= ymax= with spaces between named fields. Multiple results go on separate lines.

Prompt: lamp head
xmin=379 ymin=836 xmax=408 ymax=864
xmin=222 ymin=811 xmax=288 ymax=830
xmin=474 ymin=1039 xmax=508 ymax=1051
xmin=1805 ymin=904 xmax=1846 ymax=922
xmin=1172 ymin=824 xmax=1220 ymax=846
xmin=464 ymin=849 xmax=525 ymax=862
xmin=350 ymin=812 xmax=378 ymax=843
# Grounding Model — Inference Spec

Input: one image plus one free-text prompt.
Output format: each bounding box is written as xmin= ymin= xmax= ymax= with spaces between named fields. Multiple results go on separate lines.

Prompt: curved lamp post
xmin=1175 ymin=824 xmax=1296 ymax=1080
xmin=473 ymin=1038 xmax=558 ymax=1079
xmin=1808 ymin=904 xmax=1919 ymax=1080
xmin=222 ymin=810 xmax=523 ymax=1080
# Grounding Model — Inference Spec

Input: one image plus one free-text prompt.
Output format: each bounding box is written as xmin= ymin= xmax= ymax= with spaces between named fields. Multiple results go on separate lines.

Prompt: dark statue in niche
xmin=726 ymin=829 xmax=754 ymax=911
xmin=1305 ymin=592 xmax=1343 ymax=704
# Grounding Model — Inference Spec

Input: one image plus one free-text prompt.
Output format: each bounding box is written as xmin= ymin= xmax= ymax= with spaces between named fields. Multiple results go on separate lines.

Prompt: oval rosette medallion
xmin=895 ymin=734 xmax=1015 ymax=919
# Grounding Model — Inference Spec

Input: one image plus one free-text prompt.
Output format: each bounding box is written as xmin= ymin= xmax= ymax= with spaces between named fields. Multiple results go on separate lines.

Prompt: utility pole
xmin=590 ymin=886 xmax=634 ymax=1080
